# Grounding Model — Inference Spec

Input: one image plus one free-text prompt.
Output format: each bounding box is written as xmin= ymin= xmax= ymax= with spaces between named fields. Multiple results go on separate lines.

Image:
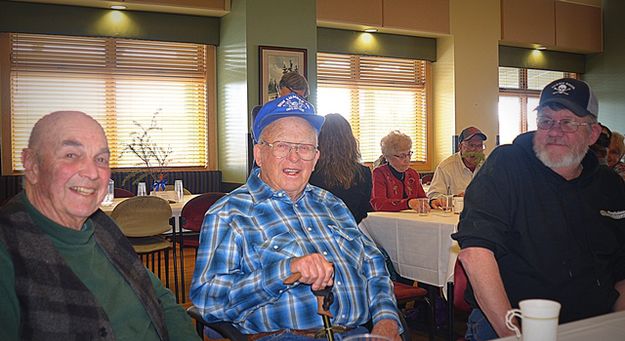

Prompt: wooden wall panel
xmin=555 ymin=1 xmax=602 ymax=53
xmin=383 ymin=0 xmax=449 ymax=35
xmin=501 ymin=0 xmax=555 ymax=47
xmin=317 ymin=0 xmax=383 ymax=27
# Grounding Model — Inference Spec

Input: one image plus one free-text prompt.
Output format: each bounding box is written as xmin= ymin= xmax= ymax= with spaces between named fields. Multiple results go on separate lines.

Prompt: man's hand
xmin=430 ymin=198 xmax=442 ymax=209
xmin=290 ymin=254 xmax=334 ymax=290
xmin=371 ymin=319 xmax=401 ymax=341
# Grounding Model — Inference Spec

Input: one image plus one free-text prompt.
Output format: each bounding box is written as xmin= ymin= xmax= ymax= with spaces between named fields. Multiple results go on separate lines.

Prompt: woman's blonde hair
xmin=374 ymin=130 xmax=412 ymax=167
xmin=611 ymin=132 xmax=625 ymax=160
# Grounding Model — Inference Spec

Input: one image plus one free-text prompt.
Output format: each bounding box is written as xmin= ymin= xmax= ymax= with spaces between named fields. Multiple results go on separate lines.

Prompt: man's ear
xmin=253 ymin=144 xmax=262 ymax=167
xmin=588 ymin=122 xmax=602 ymax=145
xmin=22 ymin=148 xmax=40 ymax=185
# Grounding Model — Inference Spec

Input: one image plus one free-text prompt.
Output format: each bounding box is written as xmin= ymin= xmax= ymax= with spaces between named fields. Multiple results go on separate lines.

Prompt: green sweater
xmin=0 ymin=194 xmax=200 ymax=341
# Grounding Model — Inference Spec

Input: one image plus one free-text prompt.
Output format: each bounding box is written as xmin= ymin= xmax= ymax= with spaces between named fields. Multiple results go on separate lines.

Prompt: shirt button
xmin=337 ymin=281 xmax=342 ymax=285
xmin=307 ymin=227 xmax=312 ymax=231
xmin=279 ymin=289 xmax=284 ymax=293
xmin=341 ymin=314 xmax=346 ymax=318
xmin=273 ymin=245 xmax=279 ymax=250
xmin=323 ymin=251 xmax=328 ymax=256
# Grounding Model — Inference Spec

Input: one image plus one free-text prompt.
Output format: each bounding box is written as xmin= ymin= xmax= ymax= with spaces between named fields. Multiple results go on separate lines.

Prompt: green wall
xmin=217 ymin=0 xmax=317 ymax=184
xmin=585 ymin=0 xmax=625 ymax=132
xmin=0 ymin=1 xmax=219 ymax=44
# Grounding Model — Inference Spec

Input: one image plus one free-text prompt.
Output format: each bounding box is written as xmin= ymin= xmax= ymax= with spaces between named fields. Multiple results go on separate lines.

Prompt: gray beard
xmin=533 ymin=141 xmax=588 ymax=169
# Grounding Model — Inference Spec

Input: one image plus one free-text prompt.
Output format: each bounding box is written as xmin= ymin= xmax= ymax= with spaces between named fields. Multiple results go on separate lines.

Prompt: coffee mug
xmin=505 ymin=299 xmax=561 ymax=341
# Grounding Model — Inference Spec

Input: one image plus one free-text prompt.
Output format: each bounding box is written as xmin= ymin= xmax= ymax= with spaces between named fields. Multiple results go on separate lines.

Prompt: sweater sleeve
xmin=370 ymin=167 xmax=410 ymax=211
xmin=147 ymin=271 xmax=201 ymax=341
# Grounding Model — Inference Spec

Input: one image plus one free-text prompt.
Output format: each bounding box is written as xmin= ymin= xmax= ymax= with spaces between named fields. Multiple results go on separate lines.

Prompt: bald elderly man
xmin=0 ymin=111 xmax=199 ymax=340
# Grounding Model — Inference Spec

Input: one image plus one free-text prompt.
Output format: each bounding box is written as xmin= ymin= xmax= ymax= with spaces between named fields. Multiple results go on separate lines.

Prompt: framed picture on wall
xmin=259 ymin=45 xmax=307 ymax=104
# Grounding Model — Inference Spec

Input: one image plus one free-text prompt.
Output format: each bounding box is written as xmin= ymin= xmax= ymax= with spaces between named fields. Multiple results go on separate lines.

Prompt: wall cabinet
xmin=501 ymin=0 xmax=602 ymax=53
xmin=555 ymin=1 xmax=602 ymax=53
xmin=383 ymin=0 xmax=449 ymax=35
xmin=317 ymin=0 xmax=449 ymax=35
xmin=317 ymin=0 xmax=383 ymax=27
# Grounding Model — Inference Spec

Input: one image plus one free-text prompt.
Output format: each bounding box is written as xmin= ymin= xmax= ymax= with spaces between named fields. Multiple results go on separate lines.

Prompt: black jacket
xmin=453 ymin=132 xmax=625 ymax=323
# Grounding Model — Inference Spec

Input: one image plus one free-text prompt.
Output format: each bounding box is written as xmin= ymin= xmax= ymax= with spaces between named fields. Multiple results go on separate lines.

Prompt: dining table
xmin=359 ymin=210 xmax=460 ymax=289
xmin=359 ymin=209 xmax=460 ymax=340
xmin=494 ymin=310 xmax=625 ymax=340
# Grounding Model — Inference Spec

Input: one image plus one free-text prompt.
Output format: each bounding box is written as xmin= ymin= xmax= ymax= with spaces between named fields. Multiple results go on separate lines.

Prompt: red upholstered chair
xmin=447 ymin=258 xmax=471 ymax=341
xmin=114 ymin=187 xmax=135 ymax=198
xmin=179 ymin=192 xmax=226 ymax=250
xmin=175 ymin=192 xmax=226 ymax=302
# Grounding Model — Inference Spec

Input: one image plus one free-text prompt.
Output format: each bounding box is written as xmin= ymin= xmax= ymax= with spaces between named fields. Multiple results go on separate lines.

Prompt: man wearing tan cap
xmin=428 ymin=126 xmax=487 ymax=209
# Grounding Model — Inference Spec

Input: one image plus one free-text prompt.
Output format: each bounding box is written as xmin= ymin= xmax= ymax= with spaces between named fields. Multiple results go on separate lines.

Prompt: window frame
xmin=498 ymin=67 xmax=577 ymax=143
xmin=316 ymin=52 xmax=433 ymax=171
xmin=0 ymin=33 xmax=218 ymax=175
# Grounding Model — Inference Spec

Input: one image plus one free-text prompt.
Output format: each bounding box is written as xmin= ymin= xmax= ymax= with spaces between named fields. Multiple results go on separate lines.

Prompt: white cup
xmin=137 ymin=182 xmax=147 ymax=196
xmin=452 ymin=196 xmax=464 ymax=214
xmin=505 ymin=299 xmax=561 ymax=341
xmin=174 ymin=179 xmax=184 ymax=202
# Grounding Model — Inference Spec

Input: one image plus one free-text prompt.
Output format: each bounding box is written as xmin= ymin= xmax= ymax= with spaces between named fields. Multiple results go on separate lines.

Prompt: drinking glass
xmin=343 ymin=334 xmax=390 ymax=341
xmin=137 ymin=182 xmax=147 ymax=196
xmin=416 ymin=198 xmax=429 ymax=216
xmin=102 ymin=178 xmax=114 ymax=205
xmin=441 ymin=195 xmax=453 ymax=214
xmin=174 ymin=179 xmax=184 ymax=202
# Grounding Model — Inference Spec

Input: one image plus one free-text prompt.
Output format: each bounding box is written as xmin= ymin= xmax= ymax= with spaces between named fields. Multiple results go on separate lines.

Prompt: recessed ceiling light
xmin=364 ymin=28 xmax=378 ymax=33
xmin=111 ymin=5 xmax=127 ymax=10
xmin=537 ymin=46 xmax=547 ymax=50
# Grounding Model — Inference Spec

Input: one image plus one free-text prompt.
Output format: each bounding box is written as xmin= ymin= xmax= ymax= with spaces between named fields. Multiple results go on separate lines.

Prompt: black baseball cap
xmin=537 ymin=78 xmax=598 ymax=118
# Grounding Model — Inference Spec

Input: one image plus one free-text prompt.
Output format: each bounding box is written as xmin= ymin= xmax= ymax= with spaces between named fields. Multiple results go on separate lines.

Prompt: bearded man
xmin=452 ymin=78 xmax=625 ymax=340
xmin=428 ymin=126 xmax=487 ymax=209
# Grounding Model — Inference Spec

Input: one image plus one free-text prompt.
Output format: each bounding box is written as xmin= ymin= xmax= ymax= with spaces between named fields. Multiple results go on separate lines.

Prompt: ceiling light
xmin=364 ymin=28 xmax=378 ymax=33
xmin=111 ymin=5 xmax=127 ymax=10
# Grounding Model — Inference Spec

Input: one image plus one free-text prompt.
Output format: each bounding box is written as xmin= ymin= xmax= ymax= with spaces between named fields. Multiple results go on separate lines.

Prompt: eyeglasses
xmin=462 ymin=142 xmax=485 ymax=150
xmin=393 ymin=151 xmax=413 ymax=159
xmin=260 ymin=140 xmax=318 ymax=161
xmin=536 ymin=117 xmax=595 ymax=133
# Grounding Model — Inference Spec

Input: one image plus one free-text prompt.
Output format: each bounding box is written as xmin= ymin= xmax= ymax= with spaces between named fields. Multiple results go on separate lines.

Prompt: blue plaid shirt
xmin=190 ymin=168 xmax=401 ymax=333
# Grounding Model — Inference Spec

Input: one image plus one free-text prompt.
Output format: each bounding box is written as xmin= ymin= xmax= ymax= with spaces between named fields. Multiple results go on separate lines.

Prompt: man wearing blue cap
xmin=452 ymin=78 xmax=625 ymax=340
xmin=190 ymin=94 xmax=402 ymax=340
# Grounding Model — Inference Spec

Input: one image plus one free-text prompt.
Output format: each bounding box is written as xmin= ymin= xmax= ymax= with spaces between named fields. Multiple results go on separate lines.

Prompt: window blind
xmin=3 ymin=33 xmax=209 ymax=173
xmin=317 ymin=53 xmax=429 ymax=164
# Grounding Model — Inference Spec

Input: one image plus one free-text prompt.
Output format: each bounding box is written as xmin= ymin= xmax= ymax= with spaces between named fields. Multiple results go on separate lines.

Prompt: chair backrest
xmin=164 ymin=184 xmax=192 ymax=195
xmin=181 ymin=192 xmax=226 ymax=232
xmin=114 ymin=187 xmax=135 ymax=198
xmin=111 ymin=196 xmax=172 ymax=237
xmin=421 ymin=173 xmax=433 ymax=185
xmin=453 ymin=259 xmax=472 ymax=313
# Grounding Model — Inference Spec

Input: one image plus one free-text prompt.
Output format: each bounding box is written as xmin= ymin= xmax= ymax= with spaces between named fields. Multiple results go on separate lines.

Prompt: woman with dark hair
xmin=309 ymin=114 xmax=372 ymax=224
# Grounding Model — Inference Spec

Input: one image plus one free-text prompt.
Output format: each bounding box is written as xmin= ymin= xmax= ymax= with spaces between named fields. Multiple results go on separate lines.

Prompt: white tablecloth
xmin=494 ymin=310 xmax=625 ymax=340
xmin=359 ymin=210 xmax=460 ymax=288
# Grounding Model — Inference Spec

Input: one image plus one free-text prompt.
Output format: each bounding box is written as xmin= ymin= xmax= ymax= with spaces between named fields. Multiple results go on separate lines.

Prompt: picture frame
xmin=259 ymin=45 xmax=308 ymax=104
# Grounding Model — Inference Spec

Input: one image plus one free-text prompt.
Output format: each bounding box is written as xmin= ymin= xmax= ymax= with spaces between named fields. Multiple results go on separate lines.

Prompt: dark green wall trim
xmin=0 ymin=0 xmax=219 ymax=45
xmin=499 ymin=46 xmax=585 ymax=73
xmin=317 ymin=28 xmax=436 ymax=61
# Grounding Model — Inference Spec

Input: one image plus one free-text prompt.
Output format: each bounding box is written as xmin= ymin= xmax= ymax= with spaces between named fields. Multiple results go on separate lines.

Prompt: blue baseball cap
xmin=537 ymin=78 xmax=598 ymax=118
xmin=252 ymin=93 xmax=325 ymax=142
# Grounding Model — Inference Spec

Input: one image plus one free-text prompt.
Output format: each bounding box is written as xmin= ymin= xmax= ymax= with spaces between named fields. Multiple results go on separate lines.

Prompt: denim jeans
xmin=465 ymin=309 xmax=498 ymax=341
xmin=256 ymin=326 xmax=370 ymax=341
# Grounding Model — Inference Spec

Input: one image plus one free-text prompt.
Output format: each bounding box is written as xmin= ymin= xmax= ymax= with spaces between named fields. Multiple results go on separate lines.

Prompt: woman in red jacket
xmin=370 ymin=130 xmax=426 ymax=211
